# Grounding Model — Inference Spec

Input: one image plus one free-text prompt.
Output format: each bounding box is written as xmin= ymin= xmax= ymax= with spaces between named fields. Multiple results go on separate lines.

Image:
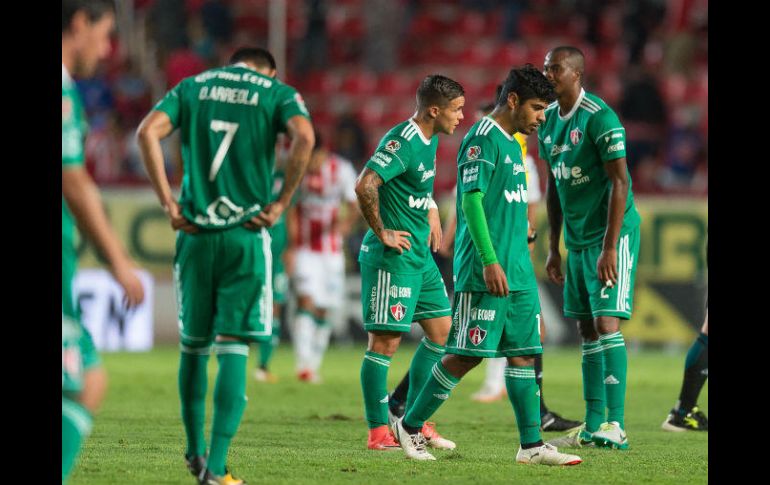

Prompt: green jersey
xmin=154 ymin=63 xmax=310 ymax=229
xmin=454 ymin=116 xmax=536 ymax=292
xmin=269 ymin=169 xmax=288 ymax=253
xmin=62 ymin=65 xmax=87 ymax=314
xmin=538 ymin=89 xmax=640 ymax=250
xmin=358 ymin=119 xmax=439 ymax=274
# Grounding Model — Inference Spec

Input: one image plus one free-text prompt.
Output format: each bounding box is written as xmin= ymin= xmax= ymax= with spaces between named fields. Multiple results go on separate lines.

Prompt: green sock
xmin=504 ymin=366 xmax=541 ymax=445
xmin=208 ymin=342 xmax=249 ymax=476
xmin=582 ymin=341 xmax=605 ymax=432
xmin=179 ymin=344 xmax=211 ymax=458
xmin=258 ymin=318 xmax=280 ymax=369
xmin=403 ymin=361 xmax=459 ymax=429
xmin=361 ymin=351 xmax=391 ymax=429
xmin=62 ymin=397 xmax=93 ymax=484
xmin=405 ymin=337 xmax=446 ymax=412
xmin=600 ymin=331 xmax=627 ymax=429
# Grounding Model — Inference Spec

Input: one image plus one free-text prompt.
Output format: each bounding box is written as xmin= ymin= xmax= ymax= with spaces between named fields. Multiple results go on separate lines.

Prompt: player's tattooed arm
xmin=355 ymin=168 xmax=412 ymax=254
xmin=545 ymin=169 xmax=565 ymax=285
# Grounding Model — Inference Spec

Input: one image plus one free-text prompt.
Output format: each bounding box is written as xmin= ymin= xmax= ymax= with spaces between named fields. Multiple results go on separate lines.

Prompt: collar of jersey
xmin=558 ymin=88 xmax=585 ymax=122
xmin=482 ymin=115 xmax=514 ymax=141
xmin=407 ymin=118 xmax=432 ymax=145
xmin=232 ymin=61 xmax=258 ymax=72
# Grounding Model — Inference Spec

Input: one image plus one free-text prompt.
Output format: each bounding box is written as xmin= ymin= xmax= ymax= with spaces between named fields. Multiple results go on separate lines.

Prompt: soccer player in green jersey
xmin=539 ymin=46 xmax=641 ymax=451
xmin=62 ymin=1 xmax=146 ymax=482
xmin=137 ymin=47 xmax=314 ymax=485
xmin=356 ymin=75 xmax=464 ymax=452
xmin=393 ymin=65 xmax=581 ymax=466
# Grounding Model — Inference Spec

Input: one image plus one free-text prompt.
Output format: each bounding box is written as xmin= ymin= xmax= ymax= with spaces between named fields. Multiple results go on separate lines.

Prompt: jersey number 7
xmin=209 ymin=119 xmax=240 ymax=181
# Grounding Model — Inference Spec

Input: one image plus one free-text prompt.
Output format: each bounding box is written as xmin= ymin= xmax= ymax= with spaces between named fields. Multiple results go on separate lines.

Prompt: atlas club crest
xmin=570 ymin=127 xmax=583 ymax=145
xmin=468 ymin=325 xmax=487 ymax=345
xmin=390 ymin=302 xmax=407 ymax=321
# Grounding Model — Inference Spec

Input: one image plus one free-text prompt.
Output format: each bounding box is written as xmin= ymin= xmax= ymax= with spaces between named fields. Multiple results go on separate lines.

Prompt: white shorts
xmin=293 ymin=249 xmax=345 ymax=309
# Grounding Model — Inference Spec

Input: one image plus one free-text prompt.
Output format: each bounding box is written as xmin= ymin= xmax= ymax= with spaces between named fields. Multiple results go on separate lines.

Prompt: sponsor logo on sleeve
xmin=607 ymin=141 xmax=625 ymax=153
xmin=385 ymin=140 xmax=401 ymax=153
xmin=467 ymin=146 xmax=481 ymax=160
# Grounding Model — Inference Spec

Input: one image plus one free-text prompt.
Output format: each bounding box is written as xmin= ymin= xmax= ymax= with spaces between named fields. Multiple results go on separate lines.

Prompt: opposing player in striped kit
xmin=356 ymin=75 xmax=464 ymax=452
xmin=539 ymin=46 xmax=641 ymax=451
xmin=137 ymin=47 xmax=314 ymax=484
xmin=291 ymin=134 xmax=360 ymax=383
xmin=393 ymin=65 xmax=581 ymax=466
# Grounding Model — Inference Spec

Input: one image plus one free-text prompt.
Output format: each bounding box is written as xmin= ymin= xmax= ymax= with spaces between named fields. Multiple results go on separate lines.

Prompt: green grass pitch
xmin=71 ymin=345 xmax=707 ymax=484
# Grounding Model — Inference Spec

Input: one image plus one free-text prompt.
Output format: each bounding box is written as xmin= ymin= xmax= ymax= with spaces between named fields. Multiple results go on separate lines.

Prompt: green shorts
xmin=62 ymin=261 xmax=101 ymax=371
xmin=272 ymin=254 xmax=288 ymax=305
xmin=564 ymin=227 xmax=640 ymax=320
xmin=62 ymin=314 xmax=84 ymax=396
xmin=361 ymin=260 xmax=451 ymax=333
xmin=447 ymin=288 xmax=543 ymax=358
xmin=174 ymin=226 xmax=273 ymax=346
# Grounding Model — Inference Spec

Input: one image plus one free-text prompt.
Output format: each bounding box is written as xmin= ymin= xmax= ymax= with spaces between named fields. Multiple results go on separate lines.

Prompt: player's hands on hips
xmin=597 ymin=247 xmax=618 ymax=288
xmin=428 ymin=208 xmax=442 ymax=253
xmin=111 ymin=261 xmax=145 ymax=308
xmin=545 ymin=250 xmax=565 ymax=286
xmin=483 ymin=263 xmax=509 ymax=297
xmin=164 ymin=200 xmax=197 ymax=233
xmin=380 ymin=229 xmax=412 ymax=254
xmin=246 ymin=201 xmax=286 ymax=230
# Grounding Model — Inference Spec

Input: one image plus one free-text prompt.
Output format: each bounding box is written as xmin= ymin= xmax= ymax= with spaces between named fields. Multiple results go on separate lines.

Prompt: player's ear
xmin=508 ymin=92 xmax=519 ymax=110
xmin=428 ymin=106 xmax=439 ymax=119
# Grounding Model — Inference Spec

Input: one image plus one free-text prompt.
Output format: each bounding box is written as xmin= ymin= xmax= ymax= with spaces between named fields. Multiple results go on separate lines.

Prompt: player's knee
xmin=577 ymin=320 xmax=599 ymax=341
xmin=442 ymin=354 xmax=481 ymax=377
xmin=367 ymin=332 xmax=401 ymax=356
xmin=508 ymin=355 xmax=535 ymax=367
xmin=80 ymin=366 xmax=108 ymax=414
xmin=215 ymin=334 xmax=248 ymax=343
xmin=595 ymin=316 xmax=620 ymax=335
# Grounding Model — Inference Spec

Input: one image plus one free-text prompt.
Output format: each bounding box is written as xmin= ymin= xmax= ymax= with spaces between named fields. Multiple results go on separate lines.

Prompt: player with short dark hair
xmin=137 ymin=46 xmax=314 ymax=485
xmin=393 ymin=65 xmax=581 ymax=465
xmin=62 ymin=1 xmax=145 ymax=482
xmin=540 ymin=46 xmax=641 ymax=450
xmin=356 ymin=74 xmax=464 ymax=452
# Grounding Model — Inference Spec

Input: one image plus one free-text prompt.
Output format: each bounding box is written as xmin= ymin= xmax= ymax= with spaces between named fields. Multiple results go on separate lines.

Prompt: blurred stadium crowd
xmin=80 ymin=0 xmax=706 ymax=196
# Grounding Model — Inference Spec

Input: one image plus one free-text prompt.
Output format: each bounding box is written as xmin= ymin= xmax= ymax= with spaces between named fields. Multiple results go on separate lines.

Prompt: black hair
xmin=496 ymin=64 xmax=556 ymax=107
xmin=416 ymin=75 xmax=464 ymax=109
xmin=229 ymin=47 xmax=276 ymax=70
xmin=549 ymin=46 xmax=586 ymax=81
xmin=63 ymin=0 xmax=114 ymax=32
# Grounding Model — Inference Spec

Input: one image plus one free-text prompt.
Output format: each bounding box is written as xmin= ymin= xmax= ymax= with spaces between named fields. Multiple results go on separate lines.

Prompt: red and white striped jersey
xmin=295 ymin=154 xmax=358 ymax=253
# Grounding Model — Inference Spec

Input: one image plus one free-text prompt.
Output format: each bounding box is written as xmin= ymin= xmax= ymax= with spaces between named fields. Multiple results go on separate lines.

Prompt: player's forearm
xmin=545 ymin=175 xmax=563 ymax=252
xmin=137 ymin=134 xmax=174 ymax=207
xmin=461 ymin=191 xmax=498 ymax=265
xmin=355 ymin=171 xmax=385 ymax=238
xmin=136 ymin=114 xmax=175 ymax=207
xmin=62 ymin=169 xmax=132 ymax=272
xmin=603 ymin=177 xmax=628 ymax=250
xmin=277 ymin=137 xmax=313 ymax=208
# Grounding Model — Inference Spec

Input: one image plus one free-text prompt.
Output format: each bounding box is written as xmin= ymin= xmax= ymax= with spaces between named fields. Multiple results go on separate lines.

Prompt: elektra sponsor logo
xmin=607 ymin=141 xmax=625 ymax=153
